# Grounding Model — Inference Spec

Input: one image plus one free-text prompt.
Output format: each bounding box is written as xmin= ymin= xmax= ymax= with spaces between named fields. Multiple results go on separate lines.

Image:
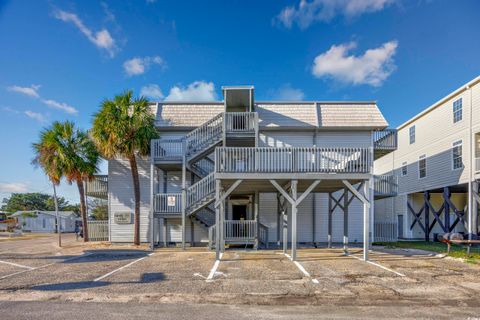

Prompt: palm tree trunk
xmin=129 ymin=154 xmax=141 ymax=245
xmin=77 ymin=179 xmax=89 ymax=242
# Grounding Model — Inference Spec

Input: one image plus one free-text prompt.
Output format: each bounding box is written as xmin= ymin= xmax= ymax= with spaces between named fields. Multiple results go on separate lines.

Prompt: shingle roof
xmin=154 ymin=102 xmax=388 ymax=129
xmin=318 ymin=103 xmax=388 ymax=128
xmin=155 ymin=103 xmax=223 ymax=128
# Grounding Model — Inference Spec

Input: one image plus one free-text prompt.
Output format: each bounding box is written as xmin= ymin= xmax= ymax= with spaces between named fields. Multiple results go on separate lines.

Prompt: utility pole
xmin=53 ymin=183 xmax=61 ymax=247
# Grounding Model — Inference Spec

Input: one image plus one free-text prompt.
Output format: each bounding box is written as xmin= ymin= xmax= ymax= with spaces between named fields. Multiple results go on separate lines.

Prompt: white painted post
xmin=181 ymin=140 xmax=187 ymax=250
xmin=291 ymin=180 xmax=298 ymax=261
xmin=363 ymin=179 xmax=370 ymax=261
xmin=343 ymin=188 xmax=348 ymax=254
xmin=149 ymin=162 xmax=155 ymax=250
xmin=328 ymin=193 xmax=332 ymax=248
xmin=254 ymin=190 xmax=259 ymax=249
xmin=473 ymin=181 xmax=479 ymax=236
xmin=215 ymin=179 xmax=221 ymax=260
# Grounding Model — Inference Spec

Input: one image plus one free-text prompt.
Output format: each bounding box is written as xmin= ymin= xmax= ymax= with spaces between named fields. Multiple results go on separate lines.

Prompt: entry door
xmin=397 ymin=215 xmax=404 ymax=238
xmin=232 ymin=205 xmax=247 ymax=220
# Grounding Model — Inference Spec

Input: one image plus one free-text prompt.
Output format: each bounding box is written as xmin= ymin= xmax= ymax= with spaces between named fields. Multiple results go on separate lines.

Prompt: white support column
xmin=283 ymin=209 xmax=288 ymax=254
xmin=363 ymin=179 xmax=371 ymax=261
xmin=343 ymin=187 xmax=349 ymax=254
xmin=473 ymin=181 xmax=479 ymax=236
xmin=328 ymin=192 xmax=332 ymax=248
xmin=254 ymin=190 xmax=259 ymax=249
xmin=220 ymin=193 xmax=225 ymax=253
xmin=369 ymin=176 xmax=375 ymax=246
xmin=215 ymin=179 xmax=221 ymax=260
xmin=149 ymin=162 xmax=155 ymax=251
xmin=291 ymin=180 xmax=298 ymax=261
xmin=181 ymin=140 xmax=187 ymax=250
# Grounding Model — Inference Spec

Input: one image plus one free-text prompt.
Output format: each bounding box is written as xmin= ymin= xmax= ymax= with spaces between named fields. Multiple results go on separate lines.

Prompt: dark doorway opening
xmin=232 ymin=205 xmax=247 ymax=220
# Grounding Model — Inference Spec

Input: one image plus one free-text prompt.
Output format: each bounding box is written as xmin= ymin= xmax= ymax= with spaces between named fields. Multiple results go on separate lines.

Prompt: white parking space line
xmin=0 ymin=260 xmax=34 ymax=270
xmin=206 ymin=252 xmax=223 ymax=282
xmin=284 ymin=254 xmax=319 ymax=284
xmin=93 ymin=253 xmax=154 ymax=282
xmin=348 ymin=253 xmax=406 ymax=277
xmin=0 ymin=253 xmax=93 ymax=280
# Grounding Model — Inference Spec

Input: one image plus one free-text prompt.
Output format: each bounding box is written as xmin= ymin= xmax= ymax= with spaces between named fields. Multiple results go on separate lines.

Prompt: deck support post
xmin=215 ymin=179 xmax=221 ymax=260
xmin=473 ymin=181 xmax=479 ymax=236
xmin=327 ymin=192 xmax=332 ymax=248
xmin=342 ymin=179 xmax=371 ymax=261
xmin=149 ymin=161 xmax=155 ymax=251
xmin=220 ymin=192 xmax=225 ymax=253
xmin=443 ymin=187 xmax=451 ymax=233
xmin=343 ymin=187 xmax=349 ymax=254
xmin=181 ymin=140 xmax=187 ymax=250
xmin=254 ymin=190 xmax=259 ymax=249
xmin=424 ymin=191 xmax=430 ymax=242
xmin=291 ymin=180 xmax=298 ymax=261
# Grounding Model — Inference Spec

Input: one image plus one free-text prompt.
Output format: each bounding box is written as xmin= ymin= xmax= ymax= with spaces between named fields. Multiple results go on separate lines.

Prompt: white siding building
xmin=89 ymin=85 xmax=398 ymax=261
xmin=375 ymin=76 xmax=480 ymax=240
xmin=12 ymin=211 xmax=78 ymax=233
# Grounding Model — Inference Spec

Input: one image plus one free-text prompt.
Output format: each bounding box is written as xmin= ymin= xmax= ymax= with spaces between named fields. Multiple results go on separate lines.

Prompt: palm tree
xmin=32 ymin=121 xmax=99 ymax=242
xmin=91 ymin=91 xmax=158 ymax=245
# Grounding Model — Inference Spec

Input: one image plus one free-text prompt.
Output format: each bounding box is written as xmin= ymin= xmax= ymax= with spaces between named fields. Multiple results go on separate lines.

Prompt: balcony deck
xmin=374 ymin=129 xmax=397 ymax=159
xmin=85 ymin=175 xmax=108 ymax=199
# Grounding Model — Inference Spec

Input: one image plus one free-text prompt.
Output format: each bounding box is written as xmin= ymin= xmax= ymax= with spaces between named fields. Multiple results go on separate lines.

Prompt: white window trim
xmin=453 ymin=98 xmax=463 ymax=124
xmin=418 ymin=154 xmax=427 ymax=179
xmin=401 ymin=161 xmax=408 ymax=177
xmin=409 ymin=126 xmax=416 ymax=145
xmin=452 ymin=140 xmax=463 ymax=171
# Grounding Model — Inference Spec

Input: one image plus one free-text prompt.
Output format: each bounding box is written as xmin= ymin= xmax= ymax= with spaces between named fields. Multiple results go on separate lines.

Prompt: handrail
xmin=225 ymin=112 xmax=257 ymax=133
xmin=374 ymin=129 xmax=397 ymax=150
xmin=215 ymin=147 xmax=372 ymax=174
xmin=224 ymin=220 xmax=256 ymax=240
xmin=153 ymin=193 xmax=182 ymax=213
xmin=185 ymin=113 xmax=224 ymax=156
xmin=374 ymin=174 xmax=398 ymax=196
xmin=151 ymin=139 xmax=184 ymax=161
xmin=190 ymin=158 xmax=215 ymax=177
xmin=186 ymin=172 xmax=215 ymax=209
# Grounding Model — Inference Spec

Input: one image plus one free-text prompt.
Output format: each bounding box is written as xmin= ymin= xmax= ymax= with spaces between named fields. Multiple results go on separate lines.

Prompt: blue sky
xmin=1 ymin=0 xmax=479 ymax=204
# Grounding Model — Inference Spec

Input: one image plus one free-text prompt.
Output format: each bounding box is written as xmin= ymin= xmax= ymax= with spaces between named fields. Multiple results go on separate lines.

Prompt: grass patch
xmin=374 ymin=241 xmax=480 ymax=264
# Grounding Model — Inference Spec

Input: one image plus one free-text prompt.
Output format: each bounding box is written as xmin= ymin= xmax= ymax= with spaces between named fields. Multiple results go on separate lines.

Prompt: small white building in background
xmin=12 ymin=211 xmax=78 ymax=233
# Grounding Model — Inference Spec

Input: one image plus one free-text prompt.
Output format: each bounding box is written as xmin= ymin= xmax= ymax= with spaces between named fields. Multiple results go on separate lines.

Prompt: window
xmin=409 ymin=125 xmax=415 ymax=144
xmin=453 ymin=98 xmax=462 ymax=123
xmin=419 ymin=155 xmax=427 ymax=179
xmin=401 ymin=162 xmax=408 ymax=176
xmin=452 ymin=140 xmax=463 ymax=170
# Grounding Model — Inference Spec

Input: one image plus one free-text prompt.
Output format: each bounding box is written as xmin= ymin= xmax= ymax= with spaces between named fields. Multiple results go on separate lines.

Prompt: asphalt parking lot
xmin=1 ymin=234 xmax=480 ymax=310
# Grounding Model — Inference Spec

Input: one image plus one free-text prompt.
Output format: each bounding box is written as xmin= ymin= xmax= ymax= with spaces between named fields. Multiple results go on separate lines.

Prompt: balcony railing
xmin=225 ymin=112 xmax=257 ymax=133
xmin=215 ymin=147 xmax=372 ymax=174
xmin=153 ymin=193 xmax=182 ymax=214
xmin=186 ymin=172 xmax=215 ymax=210
xmin=374 ymin=174 xmax=398 ymax=197
xmin=208 ymin=220 xmax=268 ymax=248
xmin=185 ymin=113 xmax=224 ymax=156
xmin=85 ymin=175 xmax=108 ymax=199
xmin=151 ymin=139 xmax=184 ymax=162
xmin=374 ymin=129 xmax=397 ymax=156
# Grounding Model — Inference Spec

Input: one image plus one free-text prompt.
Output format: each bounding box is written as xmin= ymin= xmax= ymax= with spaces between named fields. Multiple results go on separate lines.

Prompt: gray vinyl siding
xmin=259 ymin=131 xmax=314 ymax=147
xmin=259 ymin=192 xmax=365 ymax=244
xmin=109 ymin=156 xmax=151 ymax=243
xmin=163 ymin=218 xmax=208 ymax=243
xmin=316 ymin=131 xmax=371 ymax=148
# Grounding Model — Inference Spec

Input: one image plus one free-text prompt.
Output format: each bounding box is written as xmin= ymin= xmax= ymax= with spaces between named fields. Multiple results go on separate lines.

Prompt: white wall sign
xmin=114 ymin=212 xmax=132 ymax=224
xmin=167 ymin=196 xmax=176 ymax=207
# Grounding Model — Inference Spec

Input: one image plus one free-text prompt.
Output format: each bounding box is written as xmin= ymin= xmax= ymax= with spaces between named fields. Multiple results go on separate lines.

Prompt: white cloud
xmin=165 ymin=81 xmax=217 ymax=102
xmin=0 ymin=182 xmax=28 ymax=193
xmin=270 ymin=84 xmax=305 ymax=101
xmin=24 ymin=110 xmax=47 ymax=123
xmin=312 ymin=40 xmax=398 ymax=87
xmin=123 ymin=56 xmax=165 ymax=76
xmin=42 ymin=99 xmax=78 ymax=115
xmin=140 ymin=84 xmax=164 ymax=100
xmin=276 ymin=0 xmax=395 ymax=29
xmin=7 ymin=85 xmax=41 ymax=98
xmin=53 ymin=9 xmax=117 ymax=57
